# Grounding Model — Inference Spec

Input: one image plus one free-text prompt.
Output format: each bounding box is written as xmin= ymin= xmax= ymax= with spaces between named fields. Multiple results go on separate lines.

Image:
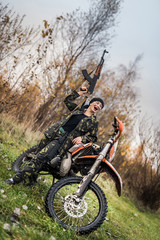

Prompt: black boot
xmin=4 ymin=178 xmax=15 ymax=185
xmin=5 ymin=171 xmax=24 ymax=185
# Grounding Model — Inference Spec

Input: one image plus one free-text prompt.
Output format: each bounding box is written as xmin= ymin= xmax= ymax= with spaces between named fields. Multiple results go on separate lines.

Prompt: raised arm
xmin=64 ymin=87 xmax=88 ymax=111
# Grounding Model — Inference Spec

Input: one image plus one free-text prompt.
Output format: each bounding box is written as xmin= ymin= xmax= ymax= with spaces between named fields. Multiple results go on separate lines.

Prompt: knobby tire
xmin=12 ymin=145 xmax=38 ymax=172
xmin=45 ymin=176 xmax=108 ymax=235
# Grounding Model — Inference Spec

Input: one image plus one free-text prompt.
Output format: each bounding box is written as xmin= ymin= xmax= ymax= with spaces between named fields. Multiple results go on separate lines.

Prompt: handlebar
xmin=112 ymin=116 xmax=124 ymax=140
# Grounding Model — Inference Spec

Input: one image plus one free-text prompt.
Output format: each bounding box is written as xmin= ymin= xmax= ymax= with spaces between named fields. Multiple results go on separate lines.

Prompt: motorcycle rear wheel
xmin=45 ymin=176 xmax=108 ymax=235
xmin=12 ymin=145 xmax=38 ymax=172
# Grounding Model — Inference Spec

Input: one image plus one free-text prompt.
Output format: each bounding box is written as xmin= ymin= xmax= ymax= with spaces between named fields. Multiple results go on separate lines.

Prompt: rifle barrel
xmin=102 ymin=49 xmax=108 ymax=59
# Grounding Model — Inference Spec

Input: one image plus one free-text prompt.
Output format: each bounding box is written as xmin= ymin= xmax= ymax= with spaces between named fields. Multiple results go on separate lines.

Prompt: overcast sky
xmin=2 ymin=0 xmax=160 ymax=123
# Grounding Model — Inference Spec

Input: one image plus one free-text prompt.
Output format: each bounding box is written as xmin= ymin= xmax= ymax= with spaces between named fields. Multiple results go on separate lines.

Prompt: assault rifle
xmin=73 ymin=50 xmax=108 ymax=111
xmin=82 ymin=49 xmax=108 ymax=94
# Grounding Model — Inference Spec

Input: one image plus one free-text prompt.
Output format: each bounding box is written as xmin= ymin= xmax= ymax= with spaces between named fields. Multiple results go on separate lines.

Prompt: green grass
xmin=0 ymin=114 xmax=160 ymax=240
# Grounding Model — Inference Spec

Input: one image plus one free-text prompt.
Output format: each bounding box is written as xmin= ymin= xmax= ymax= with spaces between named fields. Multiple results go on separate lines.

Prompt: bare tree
xmin=34 ymin=0 xmax=122 ymax=129
xmin=0 ymin=3 xmax=39 ymax=62
xmin=153 ymin=130 xmax=160 ymax=176
xmin=0 ymin=3 xmax=40 ymax=113
xmin=122 ymin=115 xmax=160 ymax=210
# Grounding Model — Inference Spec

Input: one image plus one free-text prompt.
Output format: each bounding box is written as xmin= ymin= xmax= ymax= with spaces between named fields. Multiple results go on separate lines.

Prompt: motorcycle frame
xmin=46 ymin=117 xmax=123 ymax=194
xmin=74 ymin=117 xmax=123 ymax=198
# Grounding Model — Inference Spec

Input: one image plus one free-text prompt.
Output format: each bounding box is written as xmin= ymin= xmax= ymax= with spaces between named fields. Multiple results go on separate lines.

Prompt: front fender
xmin=101 ymin=159 xmax=122 ymax=197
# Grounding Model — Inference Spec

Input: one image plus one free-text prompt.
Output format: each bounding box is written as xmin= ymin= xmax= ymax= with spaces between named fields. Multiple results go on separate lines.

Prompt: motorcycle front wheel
xmin=45 ymin=176 xmax=108 ymax=235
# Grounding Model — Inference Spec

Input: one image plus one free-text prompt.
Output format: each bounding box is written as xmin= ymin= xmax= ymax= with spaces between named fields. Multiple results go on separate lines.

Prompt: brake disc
xmin=64 ymin=195 xmax=88 ymax=218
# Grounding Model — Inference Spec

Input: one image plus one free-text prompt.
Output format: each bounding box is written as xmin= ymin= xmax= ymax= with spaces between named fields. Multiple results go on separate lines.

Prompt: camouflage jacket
xmin=44 ymin=90 xmax=99 ymax=143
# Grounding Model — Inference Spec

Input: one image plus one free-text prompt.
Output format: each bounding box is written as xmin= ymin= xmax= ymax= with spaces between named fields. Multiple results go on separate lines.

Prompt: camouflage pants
xmin=12 ymin=130 xmax=73 ymax=184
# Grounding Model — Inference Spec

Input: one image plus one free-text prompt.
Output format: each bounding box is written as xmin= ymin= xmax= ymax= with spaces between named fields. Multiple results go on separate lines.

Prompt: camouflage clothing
xmin=13 ymin=129 xmax=67 ymax=184
xmin=36 ymin=90 xmax=99 ymax=158
xmin=44 ymin=90 xmax=98 ymax=144
xmin=12 ymin=90 xmax=99 ymax=184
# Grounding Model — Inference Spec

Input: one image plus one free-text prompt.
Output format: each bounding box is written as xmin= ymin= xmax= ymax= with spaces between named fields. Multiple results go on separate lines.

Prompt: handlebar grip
xmin=112 ymin=116 xmax=119 ymax=129
xmin=114 ymin=116 xmax=118 ymax=126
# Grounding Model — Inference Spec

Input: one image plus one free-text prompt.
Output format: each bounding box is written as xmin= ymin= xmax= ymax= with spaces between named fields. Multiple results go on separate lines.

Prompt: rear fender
xmin=101 ymin=159 xmax=122 ymax=197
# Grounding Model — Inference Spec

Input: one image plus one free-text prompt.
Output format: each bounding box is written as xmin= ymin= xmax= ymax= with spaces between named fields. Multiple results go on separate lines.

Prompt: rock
xmin=22 ymin=205 xmax=28 ymax=210
xmin=50 ymin=236 xmax=56 ymax=240
xmin=13 ymin=208 xmax=21 ymax=216
xmin=10 ymin=214 xmax=19 ymax=223
xmin=3 ymin=223 xmax=10 ymax=232
xmin=2 ymin=194 xmax=7 ymax=198
xmin=106 ymin=232 xmax=111 ymax=236
xmin=0 ymin=189 xmax=5 ymax=194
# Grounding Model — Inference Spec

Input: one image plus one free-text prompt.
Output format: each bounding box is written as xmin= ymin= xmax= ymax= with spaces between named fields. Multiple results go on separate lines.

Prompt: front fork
xmin=75 ymin=139 xmax=114 ymax=198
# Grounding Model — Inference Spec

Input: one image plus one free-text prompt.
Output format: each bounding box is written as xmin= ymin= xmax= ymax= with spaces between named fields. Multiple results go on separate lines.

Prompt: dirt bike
xmin=12 ymin=116 xmax=123 ymax=234
xmin=45 ymin=116 xmax=123 ymax=235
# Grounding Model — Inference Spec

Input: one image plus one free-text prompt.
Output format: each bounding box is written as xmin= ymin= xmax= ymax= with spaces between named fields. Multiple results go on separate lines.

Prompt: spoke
xmin=53 ymin=201 xmax=64 ymax=207
xmin=63 ymin=186 xmax=72 ymax=195
xmin=56 ymin=193 xmax=65 ymax=201
xmin=54 ymin=198 xmax=64 ymax=204
xmin=71 ymin=216 xmax=75 ymax=227
xmin=54 ymin=206 xmax=63 ymax=211
xmin=85 ymin=212 xmax=94 ymax=223
xmin=63 ymin=215 xmax=72 ymax=225
xmin=55 ymin=209 xmax=64 ymax=216
xmin=54 ymin=207 xmax=63 ymax=212
xmin=59 ymin=214 xmax=69 ymax=223
xmin=79 ymin=216 xmax=85 ymax=226
xmin=75 ymin=215 xmax=80 ymax=226
xmin=69 ymin=215 xmax=73 ymax=225
xmin=52 ymin=181 xmax=101 ymax=229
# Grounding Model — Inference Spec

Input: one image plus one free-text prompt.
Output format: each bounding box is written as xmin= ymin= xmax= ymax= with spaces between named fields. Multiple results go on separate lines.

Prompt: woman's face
xmin=89 ymin=101 xmax=102 ymax=113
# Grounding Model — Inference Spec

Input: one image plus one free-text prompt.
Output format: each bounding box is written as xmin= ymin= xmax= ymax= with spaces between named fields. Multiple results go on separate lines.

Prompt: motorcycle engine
xmin=80 ymin=165 xmax=91 ymax=176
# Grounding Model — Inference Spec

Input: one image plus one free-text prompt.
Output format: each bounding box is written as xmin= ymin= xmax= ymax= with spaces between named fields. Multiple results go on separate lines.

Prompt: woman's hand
xmin=72 ymin=136 xmax=82 ymax=145
xmin=78 ymin=87 xmax=88 ymax=96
